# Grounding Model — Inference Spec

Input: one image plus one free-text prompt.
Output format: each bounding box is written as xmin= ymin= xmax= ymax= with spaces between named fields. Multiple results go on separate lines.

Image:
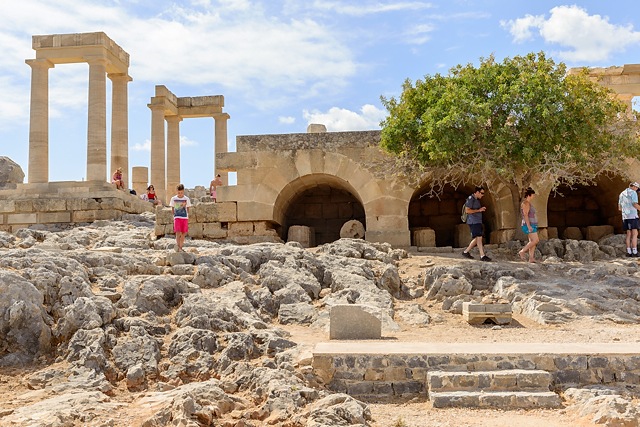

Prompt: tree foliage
xmin=380 ymin=52 xmax=640 ymax=194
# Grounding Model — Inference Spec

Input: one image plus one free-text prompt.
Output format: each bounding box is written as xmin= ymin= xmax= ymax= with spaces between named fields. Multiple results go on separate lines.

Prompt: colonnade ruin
xmin=2 ymin=31 xmax=640 ymax=248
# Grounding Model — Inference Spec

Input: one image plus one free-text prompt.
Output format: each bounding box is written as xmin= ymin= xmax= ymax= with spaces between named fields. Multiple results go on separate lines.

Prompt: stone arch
xmin=274 ymin=174 xmax=366 ymax=245
xmin=548 ymin=175 xmax=627 ymax=238
xmin=408 ymin=182 xmax=504 ymax=247
xmin=267 ymin=150 xmax=412 ymax=246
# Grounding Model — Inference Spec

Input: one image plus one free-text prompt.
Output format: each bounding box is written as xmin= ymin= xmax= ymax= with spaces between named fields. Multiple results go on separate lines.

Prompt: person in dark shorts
xmin=462 ymin=186 xmax=491 ymax=261
xmin=618 ymin=181 xmax=640 ymax=257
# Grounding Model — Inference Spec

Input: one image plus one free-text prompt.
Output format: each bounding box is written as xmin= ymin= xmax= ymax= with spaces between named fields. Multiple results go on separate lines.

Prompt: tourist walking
xmin=169 ymin=184 xmax=192 ymax=252
xmin=462 ymin=186 xmax=491 ymax=261
xmin=518 ymin=187 xmax=539 ymax=263
xmin=618 ymin=181 xmax=640 ymax=257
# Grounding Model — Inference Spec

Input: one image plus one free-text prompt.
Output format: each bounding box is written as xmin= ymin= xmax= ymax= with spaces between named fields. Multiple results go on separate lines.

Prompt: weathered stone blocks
xmin=329 ymin=305 xmax=381 ymax=340
xmin=462 ymin=302 xmax=512 ymax=325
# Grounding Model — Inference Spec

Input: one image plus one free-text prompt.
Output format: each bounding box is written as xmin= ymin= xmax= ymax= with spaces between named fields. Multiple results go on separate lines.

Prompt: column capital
xmin=25 ymin=58 xmax=54 ymax=69
xmin=107 ymin=72 xmax=133 ymax=83
xmin=85 ymin=56 xmax=110 ymax=67
xmin=212 ymin=112 xmax=231 ymax=120
xmin=165 ymin=115 xmax=183 ymax=123
xmin=147 ymin=102 xmax=166 ymax=111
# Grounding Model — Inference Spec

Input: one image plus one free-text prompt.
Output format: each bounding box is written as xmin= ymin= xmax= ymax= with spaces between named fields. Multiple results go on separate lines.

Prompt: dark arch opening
xmin=283 ymin=184 xmax=365 ymax=246
xmin=548 ymin=176 xmax=626 ymax=238
xmin=408 ymin=184 xmax=493 ymax=247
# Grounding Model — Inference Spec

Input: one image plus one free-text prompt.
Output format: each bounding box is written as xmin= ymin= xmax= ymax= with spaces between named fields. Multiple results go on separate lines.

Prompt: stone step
xmin=429 ymin=390 xmax=562 ymax=409
xmin=427 ymin=369 xmax=553 ymax=392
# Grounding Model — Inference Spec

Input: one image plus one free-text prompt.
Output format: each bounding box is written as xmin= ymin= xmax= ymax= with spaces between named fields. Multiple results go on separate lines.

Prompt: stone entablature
xmin=32 ymin=32 xmax=129 ymax=72
xmin=0 ymin=182 xmax=152 ymax=232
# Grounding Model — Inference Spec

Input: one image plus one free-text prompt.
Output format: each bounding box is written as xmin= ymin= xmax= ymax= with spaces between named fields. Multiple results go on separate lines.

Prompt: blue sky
xmin=1 ymin=0 xmax=640 ymax=188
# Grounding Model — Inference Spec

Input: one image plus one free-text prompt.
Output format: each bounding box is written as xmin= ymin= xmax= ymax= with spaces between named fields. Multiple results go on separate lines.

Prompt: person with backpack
xmin=462 ymin=186 xmax=491 ymax=261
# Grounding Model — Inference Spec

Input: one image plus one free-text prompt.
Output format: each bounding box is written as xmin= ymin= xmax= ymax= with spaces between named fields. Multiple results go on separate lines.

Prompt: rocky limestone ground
xmin=0 ymin=213 xmax=639 ymax=427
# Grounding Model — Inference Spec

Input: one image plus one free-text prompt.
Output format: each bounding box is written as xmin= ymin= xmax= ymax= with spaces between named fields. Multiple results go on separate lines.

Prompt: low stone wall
xmin=312 ymin=343 xmax=640 ymax=397
xmin=0 ymin=181 xmax=152 ymax=232
xmin=154 ymin=201 xmax=282 ymax=244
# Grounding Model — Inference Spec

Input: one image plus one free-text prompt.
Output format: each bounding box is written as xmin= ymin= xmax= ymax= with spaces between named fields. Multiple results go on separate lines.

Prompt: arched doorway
xmin=409 ymin=184 xmax=494 ymax=247
xmin=548 ymin=176 xmax=626 ymax=237
xmin=275 ymin=175 xmax=366 ymax=246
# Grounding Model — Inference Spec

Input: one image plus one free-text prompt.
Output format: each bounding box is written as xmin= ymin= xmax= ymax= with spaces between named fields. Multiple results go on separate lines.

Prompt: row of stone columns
xmin=26 ymin=56 xmax=131 ymax=186
xmin=148 ymin=107 xmax=229 ymax=202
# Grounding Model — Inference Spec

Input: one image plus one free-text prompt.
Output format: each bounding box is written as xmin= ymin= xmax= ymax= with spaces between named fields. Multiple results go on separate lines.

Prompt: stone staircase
xmin=427 ymin=369 xmax=562 ymax=409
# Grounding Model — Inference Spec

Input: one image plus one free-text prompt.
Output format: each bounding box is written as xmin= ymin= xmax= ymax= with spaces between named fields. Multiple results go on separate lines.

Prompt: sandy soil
xmin=1 ymin=249 xmax=635 ymax=426
xmin=286 ymin=250 xmax=639 ymax=427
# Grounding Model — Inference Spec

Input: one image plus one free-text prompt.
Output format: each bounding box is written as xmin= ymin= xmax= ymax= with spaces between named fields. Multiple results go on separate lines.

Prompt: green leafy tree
xmin=380 ymin=52 xmax=640 ymax=197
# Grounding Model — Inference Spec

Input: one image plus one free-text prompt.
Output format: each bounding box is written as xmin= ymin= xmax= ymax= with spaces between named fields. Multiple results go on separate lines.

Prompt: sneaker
xmin=634 ymin=253 xmax=640 ymax=258
xmin=627 ymin=253 xmax=634 ymax=258
xmin=480 ymin=255 xmax=492 ymax=262
xmin=462 ymin=251 xmax=474 ymax=259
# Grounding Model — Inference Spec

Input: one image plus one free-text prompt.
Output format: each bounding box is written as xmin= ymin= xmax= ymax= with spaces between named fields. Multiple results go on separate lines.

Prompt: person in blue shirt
xmin=462 ymin=186 xmax=491 ymax=261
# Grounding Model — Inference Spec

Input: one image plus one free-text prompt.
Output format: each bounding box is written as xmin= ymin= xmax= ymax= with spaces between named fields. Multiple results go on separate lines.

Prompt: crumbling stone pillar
xmin=26 ymin=58 xmax=54 ymax=184
xmin=149 ymin=104 xmax=166 ymax=202
xmin=131 ymin=166 xmax=148 ymax=197
xmin=166 ymin=115 xmax=182 ymax=197
xmin=214 ymin=113 xmax=230 ymax=185
xmin=109 ymin=73 xmax=132 ymax=189
xmin=86 ymin=57 xmax=108 ymax=182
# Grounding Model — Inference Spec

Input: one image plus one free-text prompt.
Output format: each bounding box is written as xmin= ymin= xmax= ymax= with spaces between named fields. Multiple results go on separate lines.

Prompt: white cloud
xmin=310 ymin=1 xmax=434 ymax=16
xmin=502 ymin=6 xmax=640 ymax=62
xmin=303 ymin=104 xmax=387 ymax=131
xmin=279 ymin=116 xmax=296 ymax=124
xmin=131 ymin=140 xmax=151 ymax=151
xmin=0 ymin=0 xmax=359 ymax=115
xmin=180 ymin=135 xmax=198 ymax=147
xmin=405 ymin=23 xmax=435 ymax=45
xmin=501 ymin=14 xmax=546 ymax=43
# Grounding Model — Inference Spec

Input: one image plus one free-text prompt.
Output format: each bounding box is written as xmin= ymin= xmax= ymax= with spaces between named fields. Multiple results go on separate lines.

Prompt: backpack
xmin=461 ymin=203 xmax=468 ymax=223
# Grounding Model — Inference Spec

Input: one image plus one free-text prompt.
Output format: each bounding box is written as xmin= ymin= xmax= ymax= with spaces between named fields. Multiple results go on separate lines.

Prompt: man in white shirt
xmin=618 ymin=181 xmax=640 ymax=257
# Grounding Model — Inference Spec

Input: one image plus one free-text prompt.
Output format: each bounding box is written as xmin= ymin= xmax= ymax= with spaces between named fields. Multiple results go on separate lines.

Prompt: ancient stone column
xmin=131 ymin=166 xmax=148 ymax=197
xmin=86 ymin=57 xmax=108 ymax=182
xmin=149 ymin=103 xmax=166 ymax=202
xmin=214 ymin=113 xmax=230 ymax=185
xmin=166 ymin=115 xmax=182 ymax=197
xmin=26 ymin=58 xmax=54 ymax=184
xmin=109 ymin=73 xmax=132 ymax=189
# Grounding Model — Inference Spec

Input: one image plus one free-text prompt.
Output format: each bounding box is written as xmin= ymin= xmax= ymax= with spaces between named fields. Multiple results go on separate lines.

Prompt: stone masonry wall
xmin=154 ymin=201 xmax=282 ymax=244
xmin=0 ymin=182 xmax=152 ymax=232
xmin=313 ymin=353 xmax=640 ymax=397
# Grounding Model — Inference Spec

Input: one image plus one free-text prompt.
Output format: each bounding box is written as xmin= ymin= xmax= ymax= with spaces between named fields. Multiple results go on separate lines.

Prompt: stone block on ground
xmin=563 ymin=227 xmax=583 ymax=240
xmin=462 ymin=302 xmax=512 ymax=325
xmin=287 ymin=225 xmax=315 ymax=248
xmin=330 ymin=305 xmax=381 ymax=340
xmin=413 ymin=227 xmax=435 ymax=247
xmin=586 ymin=225 xmax=614 ymax=242
xmin=340 ymin=220 xmax=365 ymax=239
